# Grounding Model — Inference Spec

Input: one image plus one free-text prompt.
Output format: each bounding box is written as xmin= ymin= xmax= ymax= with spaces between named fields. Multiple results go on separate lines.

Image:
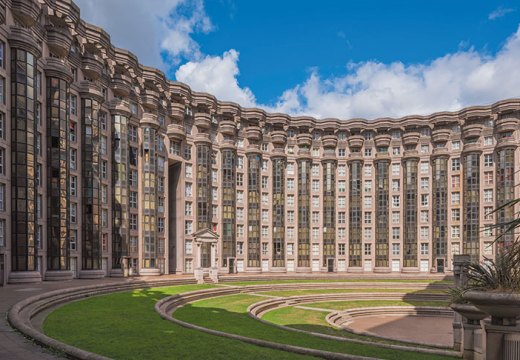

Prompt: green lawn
xmin=228 ymin=278 xmax=452 ymax=286
xmin=173 ymin=294 xmax=457 ymax=360
xmin=302 ymin=299 xmax=449 ymax=310
xmin=44 ymin=284 xmax=314 ymax=360
xmin=259 ymin=288 xmax=447 ymax=297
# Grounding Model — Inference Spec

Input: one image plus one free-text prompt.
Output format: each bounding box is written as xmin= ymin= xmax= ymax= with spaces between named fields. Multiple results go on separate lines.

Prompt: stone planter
xmin=450 ymin=303 xmax=487 ymax=324
xmin=465 ymin=291 xmax=520 ymax=326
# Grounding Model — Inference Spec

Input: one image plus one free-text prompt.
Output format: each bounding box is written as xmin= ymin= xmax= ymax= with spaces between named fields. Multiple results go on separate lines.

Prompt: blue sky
xmin=76 ymin=0 xmax=520 ymax=119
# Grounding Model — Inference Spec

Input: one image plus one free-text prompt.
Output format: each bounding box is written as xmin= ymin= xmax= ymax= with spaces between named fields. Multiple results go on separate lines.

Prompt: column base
xmin=110 ymin=268 xmax=124 ymax=277
xmin=139 ymin=268 xmax=161 ymax=276
xmin=194 ymin=268 xmax=204 ymax=284
xmin=44 ymin=270 xmax=73 ymax=281
xmin=8 ymin=271 xmax=42 ymax=284
xmin=79 ymin=270 xmax=105 ymax=279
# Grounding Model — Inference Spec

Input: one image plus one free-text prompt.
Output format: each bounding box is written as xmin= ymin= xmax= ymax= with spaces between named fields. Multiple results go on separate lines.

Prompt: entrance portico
xmin=192 ymin=229 xmax=219 ymax=283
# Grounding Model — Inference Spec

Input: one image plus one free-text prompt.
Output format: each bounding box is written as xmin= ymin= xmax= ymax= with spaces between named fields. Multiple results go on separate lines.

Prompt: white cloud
xmin=72 ymin=1 xmax=520 ymax=120
xmin=175 ymin=50 xmax=256 ymax=107
xmin=266 ymin=25 xmax=520 ymax=119
xmin=74 ymin=0 xmax=212 ymax=71
xmin=489 ymin=6 xmax=515 ymax=20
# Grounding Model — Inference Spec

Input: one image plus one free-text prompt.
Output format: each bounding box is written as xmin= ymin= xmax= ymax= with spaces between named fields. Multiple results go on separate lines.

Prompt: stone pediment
xmin=192 ymin=228 xmax=219 ymax=243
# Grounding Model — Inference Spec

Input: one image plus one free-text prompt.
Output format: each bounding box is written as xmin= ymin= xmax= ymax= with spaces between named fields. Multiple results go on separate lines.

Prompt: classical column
xmin=321 ymin=134 xmax=337 ymax=271
xmin=495 ymin=146 xmax=516 ymax=250
xmin=78 ymin=81 xmax=105 ymax=278
xmin=44 ymin=58 xmax=74 ymax=280
xmin=220 ymin=138 xmax=237 ymax=269
xmin=8 ymin=26 xmax=42 ymax=283
xmin=462 ymin=151 xmax=481 ymax=263
xmin=110 ymin=101 xmax=131 ymax=277
xmin=374 ymin=159 xmax=390 ymax=271
xmin=348 ymin=159 xmax=363 ymax=270
xmin=139 ymin=114 xmax=160 ymax=275
xmin=194 ymin=110 xmax=212 ymax=270
xmin=402 ymin=156 xmax=419 ymax=270
xmin=296 ymin=131 xmax=312 ymax=271
xmin=431 ymin=154 xmax=449 ymax=273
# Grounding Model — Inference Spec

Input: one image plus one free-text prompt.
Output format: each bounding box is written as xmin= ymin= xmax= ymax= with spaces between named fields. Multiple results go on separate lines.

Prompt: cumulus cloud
xmin=175 ymin=50 xmax=256 ymax=107
xmin=489 ymin=6 xmax=515 ymax=20
xmin=75 ymin=0 xmax=212 ymax=71
xmin=73 ymin=1 xmax=520 ymax=120
xmin=265 ymin=25 xmax=520 ymax=119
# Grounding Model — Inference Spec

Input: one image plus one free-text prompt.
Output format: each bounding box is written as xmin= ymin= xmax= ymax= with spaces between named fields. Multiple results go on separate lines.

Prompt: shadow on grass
xmin=43 ymin=285 xmax=311 ymax=360
xmin=174 ymin=299 xmax=458 ymax=360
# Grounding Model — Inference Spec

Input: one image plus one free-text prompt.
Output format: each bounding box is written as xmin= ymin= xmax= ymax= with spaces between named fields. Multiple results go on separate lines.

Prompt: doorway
xmin=436 ymin=258 xmax=445 ymax=273
xmin=228 ymin=258 xmax=235 ymax=274
xmin=201 ymin=242 xmax=211 ymax=268
xmin=327 ymin=258 xmax=334 ymax=272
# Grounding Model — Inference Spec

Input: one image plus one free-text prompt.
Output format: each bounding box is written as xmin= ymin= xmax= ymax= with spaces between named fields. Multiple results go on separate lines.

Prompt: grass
xmin=303 ymin=299 xmax=449 ymax=310
xmin=44 ymin=284 xmax=315 ymax=360
xmin=173 ymin=294 xmax=457 ymax=360
xmin=228 ymin=278 xmax=452 ymax=286
xmin=259 ymin=288 xmax=447 ymax=297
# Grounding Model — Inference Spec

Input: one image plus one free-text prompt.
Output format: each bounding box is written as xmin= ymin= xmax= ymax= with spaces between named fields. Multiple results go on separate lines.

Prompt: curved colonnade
xmin=8 ymin=276 xmax=458 ymax=360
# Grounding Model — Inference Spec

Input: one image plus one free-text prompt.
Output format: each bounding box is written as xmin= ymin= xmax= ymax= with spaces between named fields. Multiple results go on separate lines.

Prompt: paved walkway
xmin=0 ymin=277 xmax=132 ymax=360
xmin=348 ymin=315 xmax=453 ymax=347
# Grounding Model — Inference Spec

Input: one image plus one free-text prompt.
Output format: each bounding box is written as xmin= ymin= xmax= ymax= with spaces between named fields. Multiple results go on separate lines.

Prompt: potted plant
xmin=449 ymin=287 xmax=487 ymax=325
xmin=463 ymin=198 xmax=520 ymax=326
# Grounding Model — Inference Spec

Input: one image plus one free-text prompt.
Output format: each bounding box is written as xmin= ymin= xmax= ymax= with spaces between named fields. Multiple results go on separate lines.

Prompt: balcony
xmin=296 ymin=133 xmax=313 ymax=147
xmin=81 ymin=53 xmax=103 ymax=80
xmin=8 ymin=26 xmax=41 ymax=57
xmin=219 ymin=120 xmax=236 ymax=136
xmin=246 ymin=125 xmax=262 ymax=141
xmin=374 ymin=134 xmax=392 ymax=147
xmin=110 ymin=74 xmax=132 ymax=97
xmin=347 ymin=135 xmax=364 ymax=148
xmin=194 ymin=112 xmax=211 ymax=129
xmin=402 ymin=131 xmax=421 ymax=146
xmin=375 ymin=152 xmax=391 ymax=161
xmin=496 ymin=115 xmax=519 ymax=133
xmin=461 ymin=123 xmax=483 ymax=140
xmin=496 ymin=136 xmax=518 ymax=150
xmin=141 ymin=89 xmax=159 ymax=110
xmin=11 ymin=0 xmax=41 ymax=27
xmin=140 ymin=113 xmax=160 ymax=129
xmin=43 ymin=57 xmax=73 ymax=81
xmin=167 ymin=123 xmax=185 ymax=141
xmin=79 ymin=81 xmax=103 ymax=101
xmin=402 ymin=149 xmax=420 ymax=159
xmin=432 ymin=147 xmax=449 ymax=157
xmin=168 ymin=103 xmax=185 ymax=121
xmin=431 ymin=128 xmax=451 ymax=143
xmin=108 ymin=98 xmax=130 ymax=116
xmin=348 ymin=152 xmax=363 ymax=161
xmin=321 ymin=134 xmax=338 ymax=148
xmin=45 ymin=25 xmax=72 ymax=58
xmin=270 ymin=130 xmax=287 ymax=146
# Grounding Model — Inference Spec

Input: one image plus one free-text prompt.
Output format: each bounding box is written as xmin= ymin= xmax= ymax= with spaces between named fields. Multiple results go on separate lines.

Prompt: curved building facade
xmin=0 ymin=0 xmax=519 ymax=283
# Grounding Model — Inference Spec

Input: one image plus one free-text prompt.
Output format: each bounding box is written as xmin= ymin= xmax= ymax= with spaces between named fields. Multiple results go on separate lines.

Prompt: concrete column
xmin=452 ymin=254 xmax=471 ymax=351
xmin=484 ymin=323 xmax=520 ymax=360
xmin=462 ymin=321 xmax=485 ymax=360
